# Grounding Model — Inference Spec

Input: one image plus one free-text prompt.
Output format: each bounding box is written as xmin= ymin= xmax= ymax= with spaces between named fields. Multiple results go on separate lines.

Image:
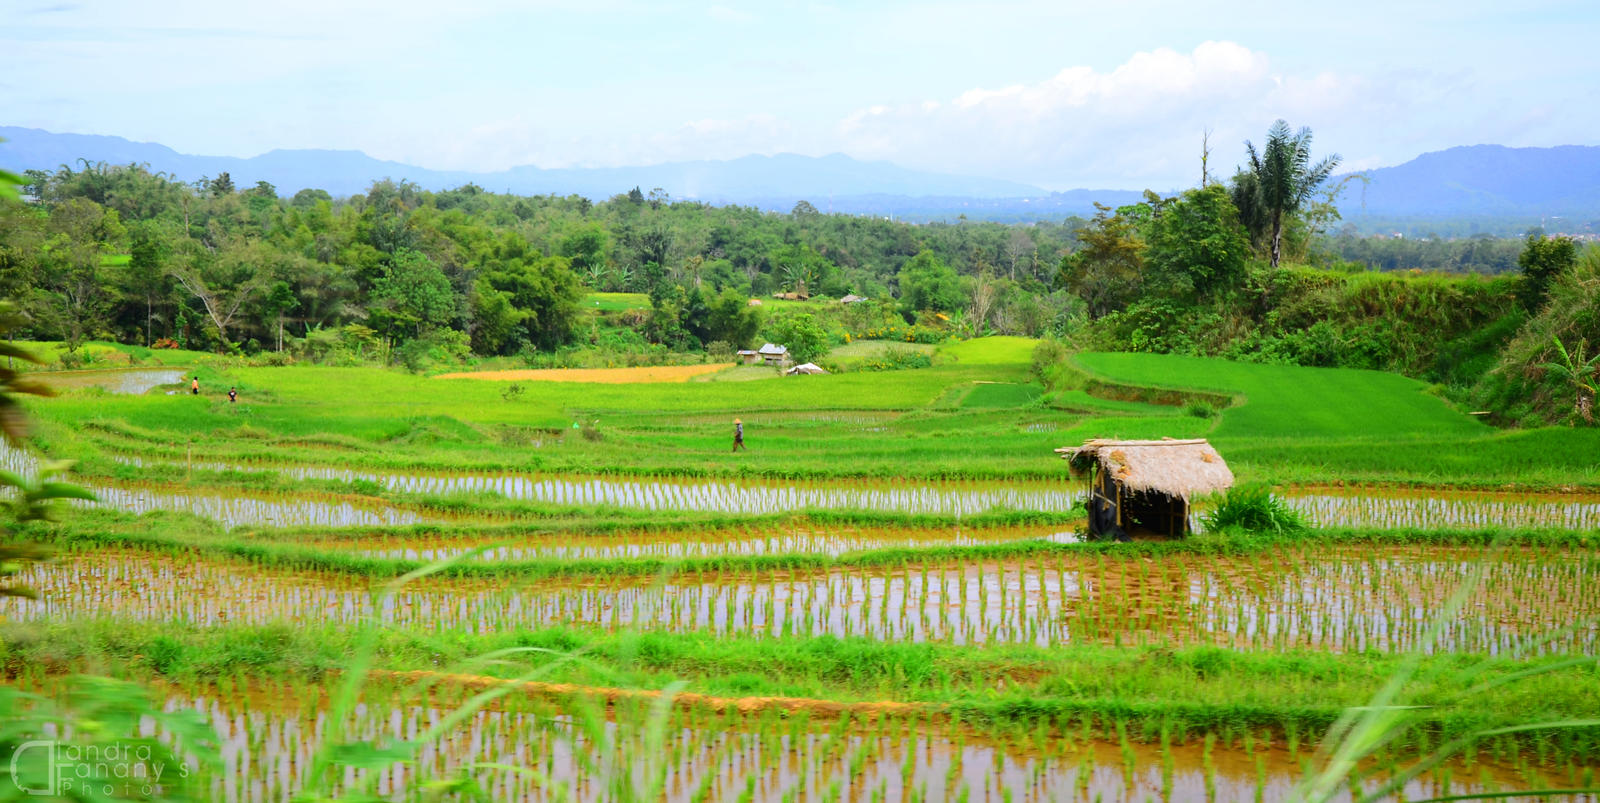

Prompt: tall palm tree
xmin=1236 ymin=120 xmax=1341 ymax=269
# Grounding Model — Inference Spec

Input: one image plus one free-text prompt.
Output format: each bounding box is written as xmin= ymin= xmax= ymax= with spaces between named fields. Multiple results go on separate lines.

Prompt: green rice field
xmin=4 ymin=338 xmax=1598 ymax=800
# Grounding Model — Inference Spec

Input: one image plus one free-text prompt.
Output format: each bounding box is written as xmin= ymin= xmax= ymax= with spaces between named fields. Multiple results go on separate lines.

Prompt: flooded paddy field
xmin=1286 ymin=487 xmax=1600 ymax=531
xmin=87 ymin=483 xmax=430 ymax=528
xmin=102 ymin=452 xmax=1600 ymax=529
xmin=36 ymin=367 xmax=187 ymax=395
xmin=40 ymin=453 xmax=1600 ymax=533
xmin=313 ymin=523 xmax=1078 ymax=561
xmin=111 ymin=455 xmax=1083 ymax=516
xmin=13 ymin=546 xmax=1596 ymax=654
xmin=0 ymin=446 xmax=433 ymax=528
xmin=59 ymin=678 xmax=1591 ymax=803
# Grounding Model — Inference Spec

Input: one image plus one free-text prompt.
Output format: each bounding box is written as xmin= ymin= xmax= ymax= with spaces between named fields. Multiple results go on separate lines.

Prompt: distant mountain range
xmin=2 ymin=127 xmax=1598 ymax=226
xmin=1341 ymin=144 xmax=1600 ymax=220
xmin=0 ymin=125 xmax=1048 ymax=204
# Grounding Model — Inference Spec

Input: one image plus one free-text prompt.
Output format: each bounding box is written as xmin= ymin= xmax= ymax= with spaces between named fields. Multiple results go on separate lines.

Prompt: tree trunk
xmin=1269 ymin=210 xmax=1283 ymax=269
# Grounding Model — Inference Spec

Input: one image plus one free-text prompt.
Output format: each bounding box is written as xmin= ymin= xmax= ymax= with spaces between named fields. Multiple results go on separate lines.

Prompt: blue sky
xmin=7 ymin=0 xmax=1598 ymax=189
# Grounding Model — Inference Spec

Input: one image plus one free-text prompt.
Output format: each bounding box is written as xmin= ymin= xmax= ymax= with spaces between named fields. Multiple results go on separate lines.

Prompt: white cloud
xmin=383 ymin=42 xmax=1407 ymax=186
xmin=832 ymin=41 xmax=1394 ymax=189
xmin=707 ymin=5 xmax=755 ymax=23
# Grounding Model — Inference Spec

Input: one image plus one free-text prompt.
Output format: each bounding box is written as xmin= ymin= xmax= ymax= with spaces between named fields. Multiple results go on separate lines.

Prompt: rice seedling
xmin=10 ymin=544 xmax=1598 ymax=656
xmin=10 ymin=339 xmax=1600 ymax=800
xmin=13 ymin=679 xmax=1558 ymax=803
xmin=98 ymin=451 xmax=1088 ymax=517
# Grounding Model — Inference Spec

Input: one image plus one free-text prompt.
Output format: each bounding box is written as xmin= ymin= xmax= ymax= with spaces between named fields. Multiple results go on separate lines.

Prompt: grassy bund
xmin=3 ymin=337 xmax=1597 ymax=800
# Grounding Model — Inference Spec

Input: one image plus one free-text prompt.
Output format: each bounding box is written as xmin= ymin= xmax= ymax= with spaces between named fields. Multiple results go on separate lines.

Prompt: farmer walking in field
xmin=228 ymin=387 xmax=237 ymax=403
xmin=733 ymin=418 xmax=746 ymax=452
xmin=191 ymin=377 xmax=199 ymax=395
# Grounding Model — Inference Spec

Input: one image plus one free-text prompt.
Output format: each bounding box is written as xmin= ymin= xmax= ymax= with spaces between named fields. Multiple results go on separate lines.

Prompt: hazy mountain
xmin=1343 ymin=144 xmax=1600 ymax=218
xmin=9 ymin=127 xmax=1597 ymax=226
xmin=0 ymin=126 xmax=1043 ymax=204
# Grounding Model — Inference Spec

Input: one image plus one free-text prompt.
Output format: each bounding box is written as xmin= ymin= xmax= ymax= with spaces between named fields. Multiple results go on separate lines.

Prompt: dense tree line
xmin=0 ymin=161 xmax=1088 ymax=361
xmin=1 ymin=121 xmax=1584 ymax=419
xmin=1323 ymin=229 xmax=1526 ymax=273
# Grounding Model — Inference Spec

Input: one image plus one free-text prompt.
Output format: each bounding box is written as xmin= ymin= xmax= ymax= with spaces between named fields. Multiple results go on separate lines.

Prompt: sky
xmin=7 ymin=0 xmax=1599 ymax=191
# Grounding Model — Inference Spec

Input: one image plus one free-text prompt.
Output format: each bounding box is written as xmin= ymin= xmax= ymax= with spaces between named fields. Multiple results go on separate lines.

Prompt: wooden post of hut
xmin=1054 ymin=438 xmax=1233 ymax=541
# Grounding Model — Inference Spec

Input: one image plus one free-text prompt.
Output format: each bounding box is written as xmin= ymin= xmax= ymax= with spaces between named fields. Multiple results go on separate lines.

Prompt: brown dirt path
xmin=433 ymin=364 xmax=733 ymax=383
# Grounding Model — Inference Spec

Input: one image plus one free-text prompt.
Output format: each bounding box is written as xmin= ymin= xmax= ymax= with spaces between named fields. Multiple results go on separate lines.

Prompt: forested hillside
xmin=1 ymin=163 xmax=1085 ymax=362
xmin=2 ymin=120 xmax=1594 ymax=426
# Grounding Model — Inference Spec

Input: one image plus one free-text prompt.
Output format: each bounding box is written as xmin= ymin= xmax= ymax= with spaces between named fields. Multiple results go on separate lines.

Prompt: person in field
xmin=228 ymin=387 xmax=237 ymax=403
xmin=733 ymin=418 xmax=745 ymax=452
xmin=191 ymin=377 xmax=199 ymax=395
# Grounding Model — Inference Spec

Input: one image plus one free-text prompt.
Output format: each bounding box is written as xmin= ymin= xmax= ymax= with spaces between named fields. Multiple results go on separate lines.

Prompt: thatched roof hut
xmin=1057 ymin=438 xmax=1233 ymax=500
xmin=1055 ymin=438 xmax=1233 ymax=539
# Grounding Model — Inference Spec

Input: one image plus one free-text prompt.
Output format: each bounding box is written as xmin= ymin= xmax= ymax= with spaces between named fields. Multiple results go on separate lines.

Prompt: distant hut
xmin=757 ymin=343 xmax=790 ymax=365
xmin=1055 ymin=438 xmax=1233 ymax=540
xmin=736 ymin=349 xmax=762 ymax=364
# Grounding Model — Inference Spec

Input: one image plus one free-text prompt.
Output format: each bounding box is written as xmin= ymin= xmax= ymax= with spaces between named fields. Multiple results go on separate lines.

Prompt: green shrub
xmin=1029 ymin=339 xmax=1069 ymax=385
xmin=848 ymin=322 xmax=947 ymax=345
xmin=1471 ymin=248 xmax=1600 ymax=425
xmin=397 ymin=329 xmax=472 ymax=373
xmin=852 ymin=347 xmax=934 ymax=373
xmin=1200 ymin=484 xmax=1307 ymax=534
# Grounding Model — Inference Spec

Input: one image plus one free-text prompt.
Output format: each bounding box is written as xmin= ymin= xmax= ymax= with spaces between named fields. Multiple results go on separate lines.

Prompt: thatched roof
xmin=1054 ymin=438 xmax=1233 ymax=500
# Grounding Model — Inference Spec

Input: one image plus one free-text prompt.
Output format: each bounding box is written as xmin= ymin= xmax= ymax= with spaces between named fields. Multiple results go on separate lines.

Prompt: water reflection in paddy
xmin=328 ymin=524 xmax=1076 ymax=561
xmin=90 ymin=484 xmax=427 ymax=527
xmin=247 ymin=462 xmax=1083 ymax=516
xmin=39 ymin=367 xmax=186 ymax=395
xmin=14 ymin=547 xmax=1595 ymax=655
xmin=162 ymin=684 xmax=1575 ymax=803
xmin=0 ymin=446 xmax=426 ymax=528
xmin=107 ymin=454 xmax=1600 ymax=530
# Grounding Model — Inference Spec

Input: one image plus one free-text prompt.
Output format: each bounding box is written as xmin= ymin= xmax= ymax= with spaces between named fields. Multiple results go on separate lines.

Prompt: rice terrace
xmin=2 ymin=321 xmax=1597 ymax=801
xmin=5 ymin=36 xmax=1600 ymax=797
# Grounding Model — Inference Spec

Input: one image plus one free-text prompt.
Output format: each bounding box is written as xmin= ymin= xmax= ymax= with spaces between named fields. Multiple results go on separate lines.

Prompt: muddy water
xmin=12 ymin=547 xmax=1596 ymax=654
xmin=111 ymin=454 xmax=1083 ymax=516
xmin=105 ymin=454 xmax=1600 ymax=529
xmin=321 ymin=525 xmax=1079 ymax=561
xmin=88 ymin=484 xmax=428 ymax=528
xmin=39 ymin=367 xmax=186 ymax=394
xmin=1285 ymin=489 xmax=1600 ymax=530
xmin=148 ymin=682 xmax=1585 ymax=803
xmin=0 ymin=446 xmax=426 ymax=528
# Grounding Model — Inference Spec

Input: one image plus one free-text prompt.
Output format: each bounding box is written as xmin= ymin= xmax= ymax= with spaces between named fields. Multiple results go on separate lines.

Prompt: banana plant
xmin=1539 ymin=335 xmax=1600 ymax=424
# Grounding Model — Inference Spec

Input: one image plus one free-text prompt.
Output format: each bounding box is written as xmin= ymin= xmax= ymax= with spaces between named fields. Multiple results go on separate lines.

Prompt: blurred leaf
xmin=329 ymin=740 xmax=420 ymax=770
xmin=8 ymin=380 xmax=56 ymax=398
xmin=0 ymin=342 xmax=43 ymax=364
xmin=36 ymin=481 xmax=96 ymax=502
